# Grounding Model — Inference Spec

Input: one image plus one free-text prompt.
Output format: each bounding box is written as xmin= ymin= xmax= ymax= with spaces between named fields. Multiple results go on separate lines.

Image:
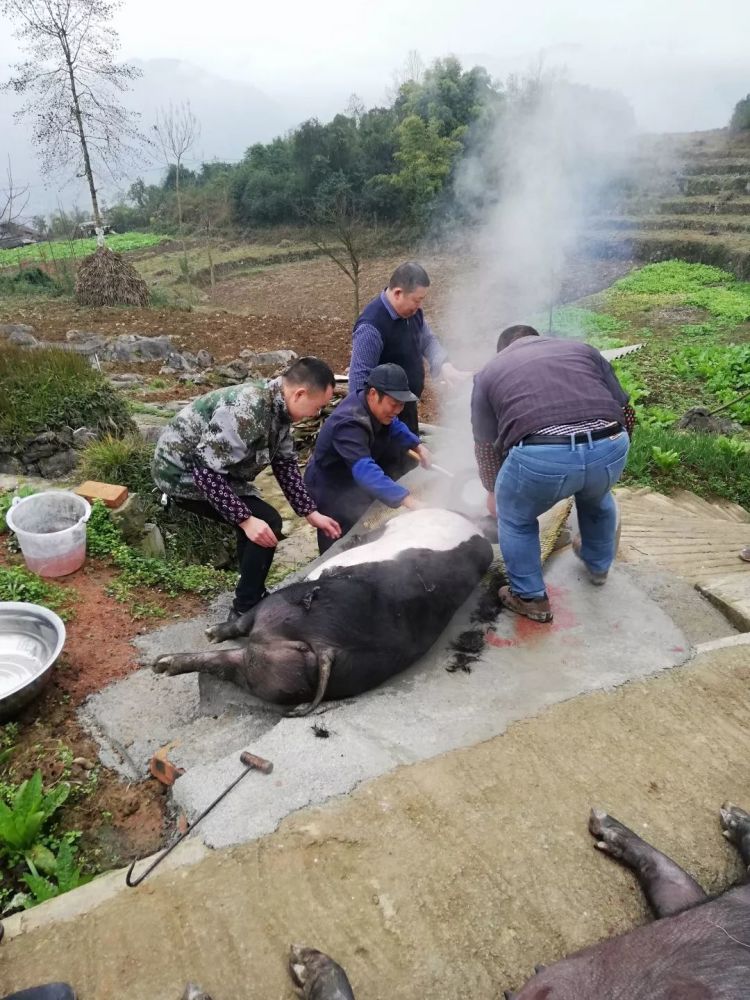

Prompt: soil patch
xmin=0 ymin=546 xmax=206 ymax=897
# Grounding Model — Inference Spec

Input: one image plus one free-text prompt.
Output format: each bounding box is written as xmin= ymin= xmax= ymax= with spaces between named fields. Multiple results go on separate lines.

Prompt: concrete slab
xmin=6 ymin=644 xmax=750 ymax=1000
xmin=170 ymin=545 xmax=689 ymax=849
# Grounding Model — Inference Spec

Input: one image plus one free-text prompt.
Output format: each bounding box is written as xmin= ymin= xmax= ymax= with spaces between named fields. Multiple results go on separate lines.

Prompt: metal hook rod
xmin=126 ymin=750 xmax=273 ymax=887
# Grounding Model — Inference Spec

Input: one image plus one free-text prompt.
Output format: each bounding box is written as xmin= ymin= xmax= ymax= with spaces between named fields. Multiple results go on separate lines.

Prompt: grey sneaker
xmin=572 ymin=535 xmax=608 ymax=586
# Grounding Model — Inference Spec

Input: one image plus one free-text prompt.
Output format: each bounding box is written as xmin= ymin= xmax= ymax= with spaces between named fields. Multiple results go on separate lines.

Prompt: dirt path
xmin=3 ymin=644 xmax=748 ymax=999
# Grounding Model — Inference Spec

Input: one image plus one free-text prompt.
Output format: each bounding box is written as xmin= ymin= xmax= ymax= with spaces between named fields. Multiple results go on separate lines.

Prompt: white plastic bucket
xmin=6 ymin=491 xmax=91 ymax=578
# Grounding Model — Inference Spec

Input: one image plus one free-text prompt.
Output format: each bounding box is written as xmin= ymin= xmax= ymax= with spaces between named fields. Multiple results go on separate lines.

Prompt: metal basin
xmin=0 ymin=602 xmax=66 ymax=721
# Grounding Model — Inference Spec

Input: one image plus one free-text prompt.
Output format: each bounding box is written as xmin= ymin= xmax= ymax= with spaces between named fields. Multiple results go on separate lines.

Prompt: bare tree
xmin=0 ymin=156 xmax=30 ymax=230
xmin=153 ymin=101 xmax=201 ymax=234
xmin=2 ymin=0 xmax=145 ymax=233
xmin=302 ymin=186 xmax=368 ymax=321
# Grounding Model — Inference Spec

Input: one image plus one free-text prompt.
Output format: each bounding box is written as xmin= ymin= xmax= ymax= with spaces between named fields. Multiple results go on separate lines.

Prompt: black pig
xmin=153 ymin=509 xmax=493 ymax=715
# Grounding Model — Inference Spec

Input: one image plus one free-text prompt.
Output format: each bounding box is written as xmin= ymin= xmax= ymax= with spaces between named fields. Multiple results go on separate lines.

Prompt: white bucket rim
xmin=5 ymin=490 xmax=92 ymax=536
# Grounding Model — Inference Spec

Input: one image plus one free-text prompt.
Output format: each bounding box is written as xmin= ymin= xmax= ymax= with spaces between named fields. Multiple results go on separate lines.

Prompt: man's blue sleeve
xmin=349 ymin=324 xmax=383 ymax=394
xmin=389 ymin=417 xmax=420 ymax=449
xmin=419 ymin=319 xmax=449 ymax=375
xmin=351 ymin=458 xmax=408 ymax=507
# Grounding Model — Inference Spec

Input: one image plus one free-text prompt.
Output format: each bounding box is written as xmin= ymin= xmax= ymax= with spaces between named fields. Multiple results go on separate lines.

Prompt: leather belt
xmin=520 ymin=424 xmax=622 ymax=446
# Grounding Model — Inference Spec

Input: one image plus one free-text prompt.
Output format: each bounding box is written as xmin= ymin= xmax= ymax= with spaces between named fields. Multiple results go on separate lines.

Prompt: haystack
xmin=75 ymin=246 xmax=150 ymax=307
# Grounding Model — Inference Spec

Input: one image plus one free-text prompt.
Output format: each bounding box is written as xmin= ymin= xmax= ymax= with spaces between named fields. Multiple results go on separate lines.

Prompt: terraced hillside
xmin=590 ymin=130 xmax=750 ymax=278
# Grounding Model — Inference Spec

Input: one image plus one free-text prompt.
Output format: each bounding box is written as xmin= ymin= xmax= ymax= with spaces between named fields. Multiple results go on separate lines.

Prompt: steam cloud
xmin=442 ymin=74 xmax=637 ymax=366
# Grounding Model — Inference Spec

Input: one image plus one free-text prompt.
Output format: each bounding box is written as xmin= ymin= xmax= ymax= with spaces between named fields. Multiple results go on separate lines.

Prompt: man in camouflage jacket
xmin=152 ymin=357 xmax=341 ymax=619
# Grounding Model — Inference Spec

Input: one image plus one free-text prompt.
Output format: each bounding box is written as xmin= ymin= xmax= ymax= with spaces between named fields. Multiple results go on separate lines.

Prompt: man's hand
xmin=439 ymin=361 xmax=472 ymax=387
xmin=239 ymin=515 xmax=278 ymax=548
xmin=307 ymin=510 xmax=342 ymax=540
xmin=486 ymin=492 xmax=497 ymax=517
xmin=401 ymin=494 xmax=425 ymax=511
xmin=415 ymin=443 xmax=432 ymax=468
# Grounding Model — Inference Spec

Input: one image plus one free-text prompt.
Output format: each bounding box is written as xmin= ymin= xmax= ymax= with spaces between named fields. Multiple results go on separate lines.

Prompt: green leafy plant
xmin=0 ymin=486 xmax=37 ymax=534
xmin=0 ymin=566 xmax=74 ymax=619
xmin=639 ymin=406 xmax=678 ymax=428
xmin=0 ymin=770 xmax=70 ymax=853
xmin=21 ymin=840 xmax=92 ymax=907
xmin=613 ymin=261 xmax=735 ymax=295
xmin=87 ymin=500 xmax=234 ymax=600
xmin=650 ymin=446 xmax=681 ymax=470
xmin=716 ymin=436 xmax=750 ymax=460
xmin=546 ymin=306 xmax=624 ymax=340
xmin=0 ymin=232 xmax=169 ymax=269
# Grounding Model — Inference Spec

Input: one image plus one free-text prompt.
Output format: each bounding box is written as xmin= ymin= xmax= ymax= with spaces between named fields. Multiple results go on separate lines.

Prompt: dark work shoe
xmin=572 ymin=535 xmax=608 ymax=586
xmin=3 ymin=986 xmax=77 ymax=1000
xmin=498 ymin=585 xmax=553 ymax=623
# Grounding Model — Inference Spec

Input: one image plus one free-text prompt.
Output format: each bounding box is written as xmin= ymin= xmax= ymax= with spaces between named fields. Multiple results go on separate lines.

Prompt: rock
xmin=8 ymin=329 xmax=39 ymax=347
xmin=110 ymin=493 xmax=148 ymax=545
xmin=196 ymin=349 xmax=213 ymax=369
xmin=65 ymin=330 xmax=110 ymax=354
xmin=0 ymin=455 xmax=24 ymax=475
xmin=0 ymin=323 xmax=35 ymax=339
xmin=241 ymin=349 xmax=297 ymax=376
xmin=213 ymin=360 xmax=250 ymax=384
xmin=109 ymin=373 xmax=145 ymax=387
xmin=110 ymin=334 xmax=173 ymax=363
xmin=38 ymin=449 xmax=78 ymax=478
xmin=73 ymin=427 xmax=98 ymax=449
xmin=22 ymin=431 xmax=60 ymax=462
xmin=160 ymin=351 xmax=199 ymax=374
xmin=136 ymin=522 xmax=166 ymax=559
xmin=677 ymin=407 xmax=742 ymax=435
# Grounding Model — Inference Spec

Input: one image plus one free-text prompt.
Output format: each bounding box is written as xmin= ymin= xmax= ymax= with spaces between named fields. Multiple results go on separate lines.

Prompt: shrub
xmin=0 ymin=346 xmax=136 ymax=445
xmin=730 ymin=94 xmax=750 ymax=132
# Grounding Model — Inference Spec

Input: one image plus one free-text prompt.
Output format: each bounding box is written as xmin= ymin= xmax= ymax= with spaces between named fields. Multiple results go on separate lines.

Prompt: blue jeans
xmin=495 ymin=431 xmax=630 ymax=598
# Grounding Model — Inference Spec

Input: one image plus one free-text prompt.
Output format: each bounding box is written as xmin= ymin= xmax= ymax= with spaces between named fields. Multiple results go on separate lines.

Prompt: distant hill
xmin=1 ymin=58 xmax=293 ymax=217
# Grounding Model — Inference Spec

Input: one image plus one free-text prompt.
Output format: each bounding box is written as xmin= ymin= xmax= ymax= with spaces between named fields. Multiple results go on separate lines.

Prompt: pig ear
xmin=285 ymin=647 xmax=335 ymax=717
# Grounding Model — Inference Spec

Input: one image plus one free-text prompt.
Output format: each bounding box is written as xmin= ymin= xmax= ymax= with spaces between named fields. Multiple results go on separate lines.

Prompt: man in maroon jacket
xmin=471 ymin=325 xmax=633 ymax=623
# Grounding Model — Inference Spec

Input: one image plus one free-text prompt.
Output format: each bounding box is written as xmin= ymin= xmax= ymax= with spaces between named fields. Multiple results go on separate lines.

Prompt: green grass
xmin=0 ymin=565 xmax=75 ymax=620
xmin=0 ymin=346 xmax=136 ymax=445
xmin=79 ymin=435 xmax=155 ymax=496
xmin=623 ymin=425 xmax=750 ymax=508
xmin=0 ymin=233 xmax=169 ymax=270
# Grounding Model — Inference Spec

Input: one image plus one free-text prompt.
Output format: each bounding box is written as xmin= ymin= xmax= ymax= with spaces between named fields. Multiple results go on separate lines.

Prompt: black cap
xmin=365 ymin=363 xmax=418 ymax=403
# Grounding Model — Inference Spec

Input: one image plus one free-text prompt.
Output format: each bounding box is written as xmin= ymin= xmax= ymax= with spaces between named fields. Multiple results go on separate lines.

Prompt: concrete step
xmin=616 ymin=487 xmax=750 ymax=629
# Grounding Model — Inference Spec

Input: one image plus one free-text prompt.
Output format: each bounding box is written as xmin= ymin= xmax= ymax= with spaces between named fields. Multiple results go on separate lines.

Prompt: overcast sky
xmin=114 ymin=0 xmax=749 ymax=129
xmin=2 ymin=0 xmax=749 ymax=212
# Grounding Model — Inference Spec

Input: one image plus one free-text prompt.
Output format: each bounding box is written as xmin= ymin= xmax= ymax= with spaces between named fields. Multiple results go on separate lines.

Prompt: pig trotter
xmin=589 ymin=808 xmax=707 ymax=918
xmin=286 ymin=648 xmax=336 ymax=718
xmin=720 ymin=803 xmax=750 ymax=867
xmin=181 ymin=985 xmax=213 ymax=1000
xmin=289 ymin=944 xmax=356 ymax=999
xmin=153 ymin=648 xmax=245 ymax=681
xmin=153 ymin=654 xmax=176 ymax=675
